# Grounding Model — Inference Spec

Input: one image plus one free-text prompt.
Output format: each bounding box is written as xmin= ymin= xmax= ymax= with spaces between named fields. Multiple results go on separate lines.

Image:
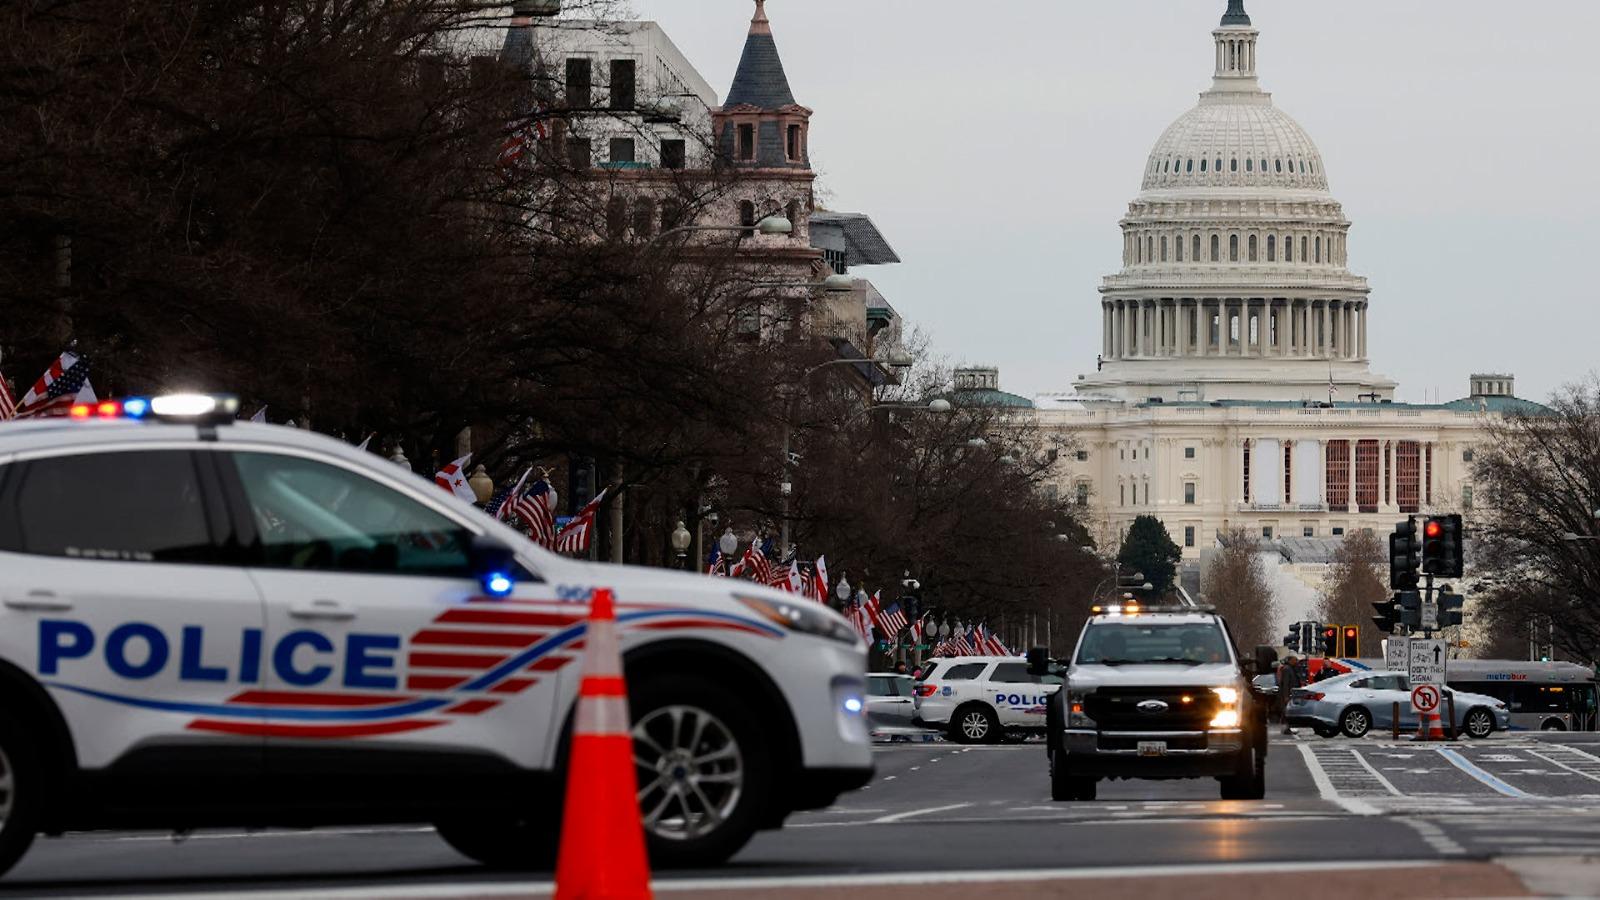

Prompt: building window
xmin=737 ymin=124 xmax=755 ymax=161
xmin=1385 ymin=441 xmax=1392 ymax=506
xmin=1463 ymin=485 xmax=1474 ymax=510
xmin=1185 ymin=447 xmax=1196 ymax=460
xmin=1076 ymin=483 xmax=1090 ymax=507
xmin=1463 ymin=448 xmax=1474 ymax=463
xmin=738 ymin=200 xmax=757 ymax=235
xmin=1303 ymin=526 xmax=1315 ymax=538
xmin=1184 ymin=526 xmax=1196 ymax=548
xmin=1301 ymin=236 xmax=1309 ymax=261
xmin=1315 ymin=236 xmax=1322 ymax=263
xmin=660 ymin=139 xmax=686 ymax=170
xmin=1193 ymin=235 xmax=1201 ymax=260
xmin=1120 ymin=448 xmax=1125 ymax=460
xmin=1355 ymin=439 xmax=1380 ymax=514
xmin=631 ymin=199 xmax=654 ymax=238
xmin=566 ymin=137 xmax=592 ymax=169
xmin=786 ymin=200 xmax=801 ymax=236
xmin=1185 ymin=482 xmax=1196 ymax=505
xmin=1262 ymin=527 xmax=1274 ymax=540
xmin=1076 ymin=450 xmax=1089 ymax=462
xmin=1176 ymin=236 xmax=1184 ymax=262
xmin=566 ymin=58 xmax=592 ymax=109
xmin=1284 ymin=441 xmax=1294 ymax=504
xmin=1211 ymin=234 xmax=1220 ymax=261
xmin=1326 ymin=440 xmax=1350 ymax=513
xmin=1120 ymin=484 xmax=1126 ymax=506
xmin=1161 ymin=236 xmax=1168 ymax=262
xmin=1230 ymin=234 xmax=1239 ymax=262
xmin=605 ymin=196 xmax=627 ymax=240
xmin=1425 ymin=443 xmax=1434 ymax=506
xmin=1242 ymin=438 xmax=1252 ymax=501
xmin=1267 ymin=235 xmax=1276 ymax=261
xmin=609 ymin=59 xmax=636 ymax=110
xmin=1396 ymin=441 xmax=1421 ymax=513
xmin=1248 ymin=234 xmax=1258 ymax=262
xmin=660 ymin=199 xmax=685 ymax=232
xmin=609 ymin=137 xmax=635 ymax=165
xmin=1332 ymin=527 xmax=1345 ymax=537
xmin=786 ymin=124 xmax=802 ymax=160
xmin=1144 ymin=447 xmax=1150 ymax=460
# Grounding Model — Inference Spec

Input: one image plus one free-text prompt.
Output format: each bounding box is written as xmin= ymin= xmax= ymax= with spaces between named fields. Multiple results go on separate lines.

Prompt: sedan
xmin=866 ymin=673 xmax=918 ymax=729
xmin=1285 ymin=670 xmax=1510 ymax=739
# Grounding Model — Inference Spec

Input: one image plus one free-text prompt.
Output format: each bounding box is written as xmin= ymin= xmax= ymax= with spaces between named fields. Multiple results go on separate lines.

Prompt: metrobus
xmin=1321 ymin=659 xmax=1597 ymax=731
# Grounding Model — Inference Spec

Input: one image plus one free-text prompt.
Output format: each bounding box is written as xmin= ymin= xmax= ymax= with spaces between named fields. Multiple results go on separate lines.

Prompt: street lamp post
xmin=670 ymin=520 xmax=692 ymax=570
xmin=719 ymin=528 xmax=740 ymax=564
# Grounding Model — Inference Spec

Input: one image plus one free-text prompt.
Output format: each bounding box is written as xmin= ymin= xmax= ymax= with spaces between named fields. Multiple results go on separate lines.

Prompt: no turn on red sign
xmin=1411 ymin=684 xmax=1442 ymax=713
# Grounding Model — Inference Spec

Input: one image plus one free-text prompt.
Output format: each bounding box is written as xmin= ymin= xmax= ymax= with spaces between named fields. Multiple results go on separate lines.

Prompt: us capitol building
xmin=965 ymin=1 xmax=1540 ymax=571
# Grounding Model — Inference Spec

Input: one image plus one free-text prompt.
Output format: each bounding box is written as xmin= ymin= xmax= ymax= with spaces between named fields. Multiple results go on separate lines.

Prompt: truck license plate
xmin=1137 ymin=741 xmax=1167 ymax=757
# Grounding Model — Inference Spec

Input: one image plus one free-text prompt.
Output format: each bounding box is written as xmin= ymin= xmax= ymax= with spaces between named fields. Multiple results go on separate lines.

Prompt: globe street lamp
xmin=719 ymin=528 xmax=740 ymax=561
xmin=834 ymin=574 xmax=852 ymax=610
xmin=670 ymin=520 xmax=692 ymax=569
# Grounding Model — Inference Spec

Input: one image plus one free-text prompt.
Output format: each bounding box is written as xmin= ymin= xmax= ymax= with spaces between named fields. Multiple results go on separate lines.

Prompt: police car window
xmin=991 ymin=663 xmax=1032 ymax=684
xmin=13 ymin=451 xmax=218 ymax=563
xmin=941 ymin=663 xmax=986 ymax=681
xmin=230 ymin=452 xmax=472 ymax=576
xmin=1075 ymin=622 xmax=1232 ymax=665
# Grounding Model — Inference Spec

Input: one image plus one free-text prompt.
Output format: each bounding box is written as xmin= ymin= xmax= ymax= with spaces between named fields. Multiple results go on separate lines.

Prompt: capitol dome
xmin=1142 ymin=100 xmax=1329 ymax=193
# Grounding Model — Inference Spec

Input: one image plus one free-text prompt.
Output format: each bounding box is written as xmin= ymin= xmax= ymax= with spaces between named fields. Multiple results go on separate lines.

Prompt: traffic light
xmin=1343 ymin=625 xmax=1360 ymax=658
xmin=1319 ymin=626 xmax=1338 ymax=657
xmin=1283 ymin=627 xmax=1302 ymax=652
xmin=1371 ymin=597 xmax=1400 ymax=634
xmin=1422 ymin=514 xmax=1464 ymax=578
xmin=1390 ymin=518 xmax=1420 ymax=590
xmin=1398 ymin=591 xmax=1423 ymax=629
xmin=1439 ymin=590 xmax=1465 ymax=627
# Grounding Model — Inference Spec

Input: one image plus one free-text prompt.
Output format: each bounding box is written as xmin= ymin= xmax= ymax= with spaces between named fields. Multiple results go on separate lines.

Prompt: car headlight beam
xmin=735 ymin=594 xmax=859 ymax=646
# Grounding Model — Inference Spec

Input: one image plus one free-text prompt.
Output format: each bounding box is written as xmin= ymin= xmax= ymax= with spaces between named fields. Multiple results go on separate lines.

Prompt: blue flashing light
xmin=484 ymin=573 xmax=515 ymax=597
xmin=842 ymin=696 xmax=864 ymax=715
xmin=122 ymin=398 xmax=150 ymax=419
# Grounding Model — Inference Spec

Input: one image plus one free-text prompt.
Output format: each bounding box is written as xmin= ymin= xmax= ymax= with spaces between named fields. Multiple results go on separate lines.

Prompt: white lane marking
xmin=1526 ymin=748 xmax=1600 ymax=784
xmin=1347 ymin=748 xmax=1403 ymax=796
xmin=868 ymin=802 xmax=973 ymax=824
xmin=883 ymin=776 xmax=897 ymax=781
xmin=909 ymin=766 xmax=921 ymax=771
xmin=1402 ymin=818 xmax=1466 ymax=856
xmin=1297 ymin=743 xmax=1380 ymax=816
xmin=114 ymin=859 xmax=1453 ymax=899
xmin=1437 ymin=747 xmax=1534 ymax=798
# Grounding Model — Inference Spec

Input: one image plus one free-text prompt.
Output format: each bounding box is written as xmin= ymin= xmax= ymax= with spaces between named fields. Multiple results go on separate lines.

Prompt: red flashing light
xmin=1425 ymin=520 xmax=1443 ymax=538
xmin=1344 ymin=627 xmax=1357 ymax=638
xmin=68 ymin=403 xmax=93 ymax=419
xmin=95 ymin=401 xmax=120 ymax=418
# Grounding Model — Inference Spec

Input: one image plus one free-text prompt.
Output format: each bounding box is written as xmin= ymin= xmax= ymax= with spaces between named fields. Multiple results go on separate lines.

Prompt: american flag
xmin=554 ymin=487 xmax=608 ymax=554
xmin=15 ymin=352 xmax=95 ymax=419
xmin=498 ymin=115 xmax=548 ymax=170
xmin=483 ymin=468 xmax=532 ymax=521
xmin=848 ymin=602 xmax=873 ymax=643
xmin=810 ymin=556 xmax=829 ymax=605
xmin=731 ymin=538 xmax=772 ymax=584
xmin=705 ymin=548 xmax=729 ymax=576
xmin=510 ymin=477 xmax=559 ymax=548
xmin=434 ymin=454 xmax=476 ymax=502
xmin=877 ymin=601 xmax=909 ymax=638
xmin=0 ymin=371 xmax=16 ymax=421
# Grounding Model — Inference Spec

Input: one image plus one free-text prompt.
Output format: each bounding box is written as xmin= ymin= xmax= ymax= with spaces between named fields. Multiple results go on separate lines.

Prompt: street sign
xmin=1385 ymin=636 xmax=1411 ymax=673
xmin=1421 ymin=602 xmax=1439 ymax=631
xmin=1409 ymin=639 xmax=1447 ymax=686
xmin=1411 ymin=684 xmax=1441 ymax=713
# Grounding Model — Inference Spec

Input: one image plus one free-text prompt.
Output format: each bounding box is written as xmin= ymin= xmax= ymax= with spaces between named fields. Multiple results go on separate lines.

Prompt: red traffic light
xmin=1425 ymin=520 xmax=1443 ymax=538
xmin=1344 ymin=627 xmax=1357 ymax=638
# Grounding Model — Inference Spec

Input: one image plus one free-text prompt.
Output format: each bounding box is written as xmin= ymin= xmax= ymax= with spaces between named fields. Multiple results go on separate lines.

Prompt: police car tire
xmin=435 ymin=812 xmax=559 ymax=871
xmin=950 ymin=704 xmax=999 ymax=745
xmin=630 ymin=675 xmax=771 ymax=869
xmin=0 ymin=710 xmax=40 ymax=879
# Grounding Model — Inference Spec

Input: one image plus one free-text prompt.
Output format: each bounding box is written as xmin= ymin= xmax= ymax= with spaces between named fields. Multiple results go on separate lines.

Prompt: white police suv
xmin=0 ymin=395 xmax=872 ymax=876
xmin=914 ymin=657 xmax=1061 ymax=743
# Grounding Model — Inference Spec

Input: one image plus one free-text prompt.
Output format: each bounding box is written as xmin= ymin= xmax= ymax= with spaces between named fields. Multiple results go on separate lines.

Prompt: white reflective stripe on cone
xmin=581 ymin=619 xmax=623 ymax=678
xmin=575 ymin=695 xmax=632 ymax=737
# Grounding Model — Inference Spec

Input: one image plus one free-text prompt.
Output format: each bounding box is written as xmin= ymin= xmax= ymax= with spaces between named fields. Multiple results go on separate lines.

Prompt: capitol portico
xmin=1011 ymin=0 xmax=1542 ymax=571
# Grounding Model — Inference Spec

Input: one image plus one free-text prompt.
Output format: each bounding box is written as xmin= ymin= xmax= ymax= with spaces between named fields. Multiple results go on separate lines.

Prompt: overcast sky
xmin=628 ymin=0 xmax=1600 ymax=404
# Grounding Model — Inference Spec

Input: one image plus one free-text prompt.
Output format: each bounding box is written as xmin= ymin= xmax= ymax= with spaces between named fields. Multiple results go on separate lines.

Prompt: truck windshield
xmin=1075 ymin=622 xmax=1232 ymax=666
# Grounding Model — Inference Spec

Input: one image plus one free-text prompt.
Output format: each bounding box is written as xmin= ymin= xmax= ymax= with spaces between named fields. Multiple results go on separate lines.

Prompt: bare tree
xmin=1314 ymin=530 xmax=1388 ymax=630
xmin=1473 ymin=379 xmax=1600 ymax=660
xmin=1202 ymin=528 xmax=1279 ymax=652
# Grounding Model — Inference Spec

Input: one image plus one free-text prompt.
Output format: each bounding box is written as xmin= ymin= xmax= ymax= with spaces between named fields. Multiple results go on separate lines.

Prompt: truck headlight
xmin=1067 ymin=692 xmax=1090 ymax=727
xmin=1210 ymin=686 xmax=1241 ymax=729
xmin=735 ymin=594 xmax=858 ymax=646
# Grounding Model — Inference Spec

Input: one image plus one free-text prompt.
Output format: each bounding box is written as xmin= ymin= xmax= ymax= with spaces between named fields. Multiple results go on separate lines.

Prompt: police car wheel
xmin=1339 ymin=706 xmax=1371 ymax=739
xmin=0 ymin=711 xmax=40 ymax=878
xmin=435 ymin=813 xmax=559 ymax=870
xmin=631 ymin=675 xmax=770 ymax=868
xmin=1464 ymin=708 xmax=1495 ymax=739
xmin=951 ymin=705 xmax=998 ymax=744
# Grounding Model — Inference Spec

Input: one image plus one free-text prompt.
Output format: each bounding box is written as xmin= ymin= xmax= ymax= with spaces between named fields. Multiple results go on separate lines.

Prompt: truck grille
xmin=1083 ymin=688 xmax=1218 ymax=731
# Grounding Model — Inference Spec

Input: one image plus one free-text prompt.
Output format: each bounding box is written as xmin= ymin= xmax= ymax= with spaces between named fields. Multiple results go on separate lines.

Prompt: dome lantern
xmin=1211 ymin=2 xmax=1260 ymax=94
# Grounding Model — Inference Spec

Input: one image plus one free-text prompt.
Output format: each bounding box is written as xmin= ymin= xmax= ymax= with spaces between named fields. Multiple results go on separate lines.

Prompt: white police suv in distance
xmin=914 ymin=657 xmax=1062 ymax=743
xmin=0 ymin=396 xmax=872 ymax=877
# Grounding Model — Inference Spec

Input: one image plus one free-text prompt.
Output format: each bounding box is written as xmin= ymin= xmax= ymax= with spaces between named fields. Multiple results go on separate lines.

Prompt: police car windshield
xmin=1075 ymin=621 xmax=1232 ymax=666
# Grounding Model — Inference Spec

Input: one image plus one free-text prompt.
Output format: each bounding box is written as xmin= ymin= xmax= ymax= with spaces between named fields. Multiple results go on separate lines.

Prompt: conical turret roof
xmin=725 ymin=0 xmax=796 ymax=108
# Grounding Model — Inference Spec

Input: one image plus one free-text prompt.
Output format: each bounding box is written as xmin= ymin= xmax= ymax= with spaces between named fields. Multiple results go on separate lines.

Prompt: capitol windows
xmin=1184 ymin=526 xmax=1196 ymax=549
xmin=1120 ymin=484 xmax=1126 ymax=506
xmin=1275 ymin=159 xmax=1283 ymax=173
xmin=1184 ymin=482 xmax=1196 ymax=505
xmin=1267 ymin=235 xmax=1276 ymax=262
xmin=1161 ymin=236 xmax=1168 ymax=262
xmin=1200 ymin=158 xmax=1208 ymax=173
xmin=1315 ymin=236 xmax=1322 ymax=263
xmin=1193 ymin=235 xmax=1202 ymax=260
xmin=1076 ymin=483 xmax=1090 ymax=507
xmin=1230 ymin=158 xmax=1238 ymax=172
xmin=1186 ymin=159 xmax=1194 ymax=173
xmin=1229 ymin=235 xmax=1239 ymax=262
xmin=1302 ymin=526 xmax=1315 ymax=538
xmin=1184 ymin=447 xmax=1196 ymax=460
xmin=1175 ymin=236 xmax=1184 ymax=262
xmin=1246 ymin=159 xmax=1253 ymax=172
xmin=1248 ymin=235 xmax=1258 ymax=262
xmin=1301 ymin=236 xmax=1309 ymax=261
xmin=1210 ymin=234 xmax=1220 ymax=262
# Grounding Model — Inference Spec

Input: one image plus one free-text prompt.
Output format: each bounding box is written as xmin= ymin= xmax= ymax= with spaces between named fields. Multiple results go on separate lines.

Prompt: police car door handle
xmin=3 ymin=590 xmax=73 ymax=612
xmin=289 ymin=599 xmax=357 ymax=621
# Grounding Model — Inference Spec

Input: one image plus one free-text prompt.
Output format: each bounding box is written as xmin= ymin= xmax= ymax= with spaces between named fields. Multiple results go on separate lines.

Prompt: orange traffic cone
xmin=1416 ymin=710 xmax=1447 ymax=741
xmin=554 ymin=588 xmax=653 ymax=900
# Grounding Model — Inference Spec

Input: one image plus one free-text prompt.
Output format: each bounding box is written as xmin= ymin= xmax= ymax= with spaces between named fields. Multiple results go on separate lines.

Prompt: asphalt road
xmin=6 ymin=733 xmax=1600 ymax=897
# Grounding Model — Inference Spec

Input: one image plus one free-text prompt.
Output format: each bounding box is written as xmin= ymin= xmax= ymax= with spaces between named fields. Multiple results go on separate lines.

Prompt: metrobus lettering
xmin=39 ymin=620 xmax=400 ymax=690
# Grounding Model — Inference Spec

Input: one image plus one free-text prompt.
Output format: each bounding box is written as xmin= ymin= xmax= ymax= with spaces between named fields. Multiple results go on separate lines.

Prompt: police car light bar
xmin=68 ymin=393 xmax=240 ymax=424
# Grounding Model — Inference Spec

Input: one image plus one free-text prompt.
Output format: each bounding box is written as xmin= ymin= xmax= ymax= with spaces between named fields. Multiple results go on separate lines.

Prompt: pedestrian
xmin=1276 ymin=653 xmax=1304 ymax=735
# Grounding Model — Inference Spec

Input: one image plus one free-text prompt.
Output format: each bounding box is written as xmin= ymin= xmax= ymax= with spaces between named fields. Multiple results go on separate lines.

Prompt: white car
xmin=0 ymin=396 xmax=872 ymax=877
xmin=913 ymin=656 xmax=1062 ymax=743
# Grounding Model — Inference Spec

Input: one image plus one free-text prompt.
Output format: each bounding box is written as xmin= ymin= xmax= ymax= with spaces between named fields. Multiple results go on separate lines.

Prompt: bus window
xmin=1573 ymin=684 xmax=1598 ymax=731
xmin=1452 ymin=681 xmax=1512 ymax=704
xmin=1511 ymin=684 xmax=1569 ymax=714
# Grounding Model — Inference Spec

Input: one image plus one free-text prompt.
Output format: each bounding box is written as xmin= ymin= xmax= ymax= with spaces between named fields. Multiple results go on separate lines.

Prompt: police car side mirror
xmin=468 ymin=534 xmax=518 ymax=597
xmin=1026 ymin=646 xmax=1050 ymax=677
